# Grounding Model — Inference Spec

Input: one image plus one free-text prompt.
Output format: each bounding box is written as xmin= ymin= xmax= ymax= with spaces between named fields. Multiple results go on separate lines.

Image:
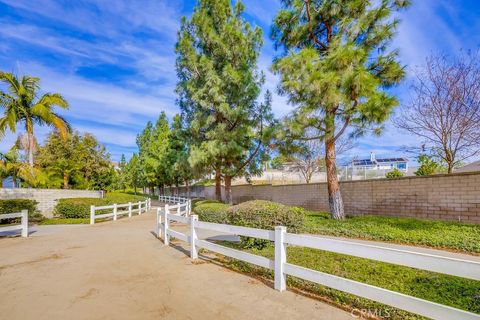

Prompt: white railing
xmin=159 ymin=195 xmax=190 ymax=204
xmin=90 ymin=198 xmax=151 ymax=224
xmin=0 ymin=210 xmax=28 ymax=237
xmin=156 ymin=214 xmax=480 ymax=320
xmin=158 ymin=195 xmax=191 ymax=216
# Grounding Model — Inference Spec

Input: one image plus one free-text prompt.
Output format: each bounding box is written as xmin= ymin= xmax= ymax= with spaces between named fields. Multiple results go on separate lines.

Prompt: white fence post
xmin=128 ymin=202 xmax=132 ymax=218
xmin=113 ymin=203 xmax=118 ymax=221
xmin=177 ymin=203 xmax=181 ymax=215
xmin=163 ymin=204 xmax=169 ymax=245
xmin=148 ymin=198 xmax=151 ymax=210
xmin=190 ymin=215 xmax=198 ymax=259
xmin=90 ymin=205 xmax=95 ymax=225
xmin=156 ymin=208 xmax=162 ymax=238
xmin=274 ymin=226 xmax=287 ymax=292
xmin=21 ymin=209 xmax=28 ymax=237
xmin=138 ymin=201 xmax=142 ymax=215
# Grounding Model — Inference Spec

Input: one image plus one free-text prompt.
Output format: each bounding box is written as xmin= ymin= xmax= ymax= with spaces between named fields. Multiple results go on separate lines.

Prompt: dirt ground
xmin=0 ymin=210 xmax=352 ymax=320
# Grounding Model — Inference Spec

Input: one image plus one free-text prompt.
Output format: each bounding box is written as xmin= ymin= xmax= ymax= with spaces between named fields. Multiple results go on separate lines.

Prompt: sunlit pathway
xmin=0 ymin=208 xmax=351 ymax=320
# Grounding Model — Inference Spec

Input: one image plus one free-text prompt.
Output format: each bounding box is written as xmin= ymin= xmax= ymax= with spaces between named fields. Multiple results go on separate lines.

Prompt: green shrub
xmin=226 ymin=200 xmax=306 ymax=249
xmin=54 ymin=193 xmax=146 ymax=219
xmin=0 ymin=199 xmax=41 ymax=223
xmin=193 ymin=200 xmax=230 ymax=223
xmin=385 ymin=168 xmax=404 ymax=178
xmin=55 ymin=198 xmax=111 ymax=218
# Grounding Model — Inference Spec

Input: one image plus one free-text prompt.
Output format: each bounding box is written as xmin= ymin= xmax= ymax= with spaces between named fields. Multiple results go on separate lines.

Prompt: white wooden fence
xmin=156 ymin=211 xmax=480 ymax=320
xmin=158 ymin=195 xmax=191 ymax=216
xmin=90 ymin=198 xmax=151 ymax=224
xmin=0 ymin=210 xmax=28 ymax=237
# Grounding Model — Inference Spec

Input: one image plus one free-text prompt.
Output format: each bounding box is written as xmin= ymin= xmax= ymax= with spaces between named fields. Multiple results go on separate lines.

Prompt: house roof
xmin=352 ymin=157 xmax=407 ymax=166
xmin=455 ymin=160 xmax=480 ymax=173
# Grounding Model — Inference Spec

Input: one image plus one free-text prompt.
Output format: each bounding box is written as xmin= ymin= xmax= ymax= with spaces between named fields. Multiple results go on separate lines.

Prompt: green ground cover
xmin=215 ymin=242 xmax=479 ymax=320
xmin=192 ymin=199 xmax=480 ymax=318
xmin=193 ymin=200 xmax=480 ymax=254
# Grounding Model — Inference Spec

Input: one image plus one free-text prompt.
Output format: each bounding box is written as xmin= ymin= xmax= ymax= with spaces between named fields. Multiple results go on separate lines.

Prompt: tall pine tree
xmin=272 ymin=0 xmax=409 ymax=219
xmin=176 ymin=0 xmax=274 ymax=203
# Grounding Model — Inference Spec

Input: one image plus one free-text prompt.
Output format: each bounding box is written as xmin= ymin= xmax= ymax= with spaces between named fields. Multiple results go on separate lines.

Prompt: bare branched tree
xmin=289 ymin=136 xmax=355 ymax=183
xmin=396 ymin=53 xmax=480 ymax=173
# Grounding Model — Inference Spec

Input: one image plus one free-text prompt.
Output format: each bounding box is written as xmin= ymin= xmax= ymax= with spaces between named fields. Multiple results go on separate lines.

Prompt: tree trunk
xmin=12 ymin=173 xmax=17 ymax=188
xmin=215 ymin=167 xmax=222 ymax=201
xmin=175 ymin=182 xmax=179 ymax=196
xmin=447 ymin=161 xmax=454 ymax=174
xmin=27 ymin=132 xmax=34 ymax=168
xmin=224 ymin=175 xmax=232 ymax=205
xmin=63 ymin=173 xmax=69 ymax=189
xmin=186 ymin=180 xmax=190 ymax=198
xmin=325 ymin=138 xmax=345 ymax=220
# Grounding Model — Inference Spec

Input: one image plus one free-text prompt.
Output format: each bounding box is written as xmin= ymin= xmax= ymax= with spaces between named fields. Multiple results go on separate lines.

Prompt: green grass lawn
xmin=39 ymin=218 xmax=90 ymax=225
xmin=193 ymin=200 xmax=480 ymax=254
xmin=214 ymin=241 xmax=480 ymax=320
xmin=304 ymin=212 xmax=480 ymax=254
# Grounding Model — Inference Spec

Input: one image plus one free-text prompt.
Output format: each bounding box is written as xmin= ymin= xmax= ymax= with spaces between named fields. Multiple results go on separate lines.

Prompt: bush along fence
xmin=90 ymin=198 xmax=151 ymax=225
xmin=0 ymin=210 xmax=28 ymax=237
xmin=156 ymin=209 xmax=480 ymax=320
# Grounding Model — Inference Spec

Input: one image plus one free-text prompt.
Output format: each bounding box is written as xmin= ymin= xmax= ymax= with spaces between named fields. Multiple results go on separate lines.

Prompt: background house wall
xmin=171 ymin=171 xmax=480 ymax=223
xmin=0 ymin=188 xmax=104 ymax=218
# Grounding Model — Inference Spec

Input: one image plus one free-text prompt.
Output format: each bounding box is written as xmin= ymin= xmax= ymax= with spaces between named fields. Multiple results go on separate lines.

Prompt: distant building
xmin=351 ymin=153 xmax=408 ymax=171
xmin=111 ymin=161 xmax=120 ymax=170
xmin=455 ymin=160 xmax=480 ymax=173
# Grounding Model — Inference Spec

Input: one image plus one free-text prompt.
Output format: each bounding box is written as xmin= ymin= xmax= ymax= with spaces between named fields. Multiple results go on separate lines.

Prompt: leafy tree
xmin=0 ymin=72 xmax=70 ymax=169
xmin=176 ymin=0 xmax=274 ymax=203
xmin=414 ymin=154 xmax=440 ymax=176
xmin=36 ymin=131 xmax=112 ymax=189
xmin=115 ymin=154 xmax=129 ymax=191
xmin=126 ymin=153 xmax=142 ymax=194
xmin=167 ymin=114 xmax=194 ymax=195
xmin=385 ymin=168 xmax=404 ymax=178
xmin=271 ymin=0 xmax=409 ymax=219
xmin=136 ymin=113 xmax=171 ymax=194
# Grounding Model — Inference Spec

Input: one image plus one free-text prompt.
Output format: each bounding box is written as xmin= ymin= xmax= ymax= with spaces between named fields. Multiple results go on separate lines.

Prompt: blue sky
xmin=0 ymin=0 xmax=479 ymax=162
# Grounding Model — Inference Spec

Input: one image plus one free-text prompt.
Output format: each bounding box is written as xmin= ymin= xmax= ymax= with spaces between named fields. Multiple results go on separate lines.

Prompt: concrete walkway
xmin=0 ymin=209 xmax=351 ymax=320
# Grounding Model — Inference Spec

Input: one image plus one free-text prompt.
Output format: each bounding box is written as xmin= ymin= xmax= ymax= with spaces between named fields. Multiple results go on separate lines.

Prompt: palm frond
xmin=37 ymin=93 xmax=69 ymax=109
xmin=21 ymin=76 xmax=40 ymax=95
xmin=0 ymin=72 xmax=21 ymax=96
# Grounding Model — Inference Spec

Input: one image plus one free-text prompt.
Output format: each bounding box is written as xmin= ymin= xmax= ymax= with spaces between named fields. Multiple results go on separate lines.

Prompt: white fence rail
xmin=158 ymin=195 xmax=191 ymax=216
xmin=156 ymin=214 xmax=480 ymax=320
xmin=0 ymin=210 xmax=28 ymax=237
xmin=90 ymin=198 xmax=151 ymax=224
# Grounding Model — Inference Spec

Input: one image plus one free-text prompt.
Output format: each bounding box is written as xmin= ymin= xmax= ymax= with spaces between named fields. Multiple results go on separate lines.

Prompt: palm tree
xmin=0 ymin=72 xmax=70 ymax=168
xmin=0 ymin=147 xmax=36 ymax=188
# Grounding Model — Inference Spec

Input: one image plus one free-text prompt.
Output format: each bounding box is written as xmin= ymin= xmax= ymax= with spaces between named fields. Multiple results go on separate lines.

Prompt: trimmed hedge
xmin=226 ymin=200 xmax=305 ymax=233
xmin=193 ymin=200 xmax=306 ymax=249
xmin=54 ymin=198 xmax=111 ymax=218
xmin=55 ymin=193 xmax=147 ymax=219
xmin=193 ymin=200 xmax=230 ymax=223
xmin=0 ymin=199 xmax=40 ymax=223
xmin=226 ymin=200 xmax=305 ymax=249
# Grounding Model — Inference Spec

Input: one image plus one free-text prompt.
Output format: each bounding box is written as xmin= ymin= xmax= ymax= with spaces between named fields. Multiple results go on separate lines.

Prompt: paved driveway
xmin=0 ymin=210 xmax=351 ymax=320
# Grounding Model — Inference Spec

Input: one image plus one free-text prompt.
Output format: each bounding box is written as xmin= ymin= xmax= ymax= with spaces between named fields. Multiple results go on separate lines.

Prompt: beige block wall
xmin=191 ymin=172 xmax=480 ymax=223
xmin=0 ymin=188 xmax=103 ymax=218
